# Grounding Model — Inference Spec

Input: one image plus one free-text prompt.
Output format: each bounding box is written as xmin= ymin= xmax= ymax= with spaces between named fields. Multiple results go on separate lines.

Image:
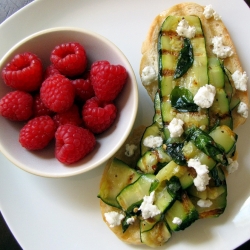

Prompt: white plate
xmin=0 ymin=0 xmax=250 ymax=249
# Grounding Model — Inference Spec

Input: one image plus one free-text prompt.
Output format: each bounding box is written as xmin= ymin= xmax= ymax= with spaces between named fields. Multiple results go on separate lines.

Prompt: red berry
xmin=71 ymin=78 xmax=95 ymax=102
xmin=50 ymin=42 xmax=87 ymax=77
xmin=33 ymin=94 xmax=54 ymax=117
xmin=0 ymin=90 xmax=33 ymax=121
xmin=40 ymin=74 xmax=75 ymax=113
xmin=44 ymin=64 xmax=60 ymax=80
xmin=82 ymin=97 xmax=117 ymax=134
xmin=90 ymin=60 xmax=127 ymax=101
xmin=55 ymin=124 xmax=96 ymax=164
xmin=19 ymin=116 xmax=56 ymax=150
xmin=53 ymin=104 xmax=82 ymax=128
xmin=1 ymin=52 xmax=43 ymax=92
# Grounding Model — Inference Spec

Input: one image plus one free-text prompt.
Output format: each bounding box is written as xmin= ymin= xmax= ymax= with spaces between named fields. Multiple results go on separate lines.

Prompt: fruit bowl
xmin=0 ymin=27 xmax=138 ymax=177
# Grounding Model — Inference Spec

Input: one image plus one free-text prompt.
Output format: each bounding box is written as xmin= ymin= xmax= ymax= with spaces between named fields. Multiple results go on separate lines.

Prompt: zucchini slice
xmin=158 ymin=15 xmax=209 ymax=137
xmin=188 ymin=165 xmax=227 ymax=218
xmin=165 ymin=192 xmax=199 ymax=231
xmin=185 ymin=126 xmax=228 ymax=165
xmin=98 ymin=158 xmax=140 ymax=208
xmin=140 ymin=122 xmax=164 ymax=156
xmin=208 ymin=57 xmax=232 ymax=129
xmin=153 ymin=91 xmax=163 ymax=128
xmin=182 ymin=141 xmax=216 ymax=170
xmin=156 ymin=160 xmax=187 ymax=183
xmin=137 ymin=146 xmax=172 ymax=174
xmin=140 ymin=221 xmax=172 ymax=247
xmin=116 ymin=174 xmax=158 ymax=213
xmin=209 ymin=125 xmax=237 ymax=154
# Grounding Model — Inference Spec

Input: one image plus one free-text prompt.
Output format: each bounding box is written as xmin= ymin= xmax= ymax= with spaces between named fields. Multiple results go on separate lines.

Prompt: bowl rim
xmin=0 ymin=27 xmax=138 ymax=178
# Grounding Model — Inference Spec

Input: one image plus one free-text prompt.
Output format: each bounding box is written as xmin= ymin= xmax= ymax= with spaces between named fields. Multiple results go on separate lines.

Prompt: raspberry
xmin=53 ymin=104 xmax=82 ymax=128
xmin=90 ymin=60 xmax=127 ymax=101
xmin=0 ymin=90 xmax=33 ymax=121
xmin=50 ymin=42 xmax=87 ymax=77
xmin=71 ymin=78 xmax=95 ymax=102
xmin=19 ymin=116 xmax=56 ymax=150
xmin=44 ymin=64 xmax=60 ymax=80
xmin=1 ymin=52 xmax=43 ymax=92
xmin=55 ymin=124 xmax=96 ymax=164
xmin=33 ymin=94 xmax=54 ymax=117
xmin=82 ymin=97 xmax=117 ymax=134
xmin=40 ymin=74 xmax=75 ymax=113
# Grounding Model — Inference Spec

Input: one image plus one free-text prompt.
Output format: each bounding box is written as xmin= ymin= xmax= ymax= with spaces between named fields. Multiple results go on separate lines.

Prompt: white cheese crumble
xmin=203 ymin=5 xmax=214 ymax=19
xmin=203 ymin=5 xmax=221 ymax=20
xmin=143 ymin=135 xmax=163 ymax=148
xmin=193 ymin=84 xmax=216 ymax=108
xmin=168 ymin=118 xmax=184 ymax=138
xmin=125 ymin=144 xmax=137 ymax=157
xmin=197 ymin=199 xmax=213 ymax=208
xmin=227 ymin=158 xmax=239 ymax=174
xmin=172 ymin=217 xmax=182 ymax=225
xmin=213 ymin=12 xmax=221 ymax=21
xmin=212 ymin=36 xmax=233 ymax=58
xmin=237 ymin=102 xmax=248 ymax=118
xmin=126 ymin=217 xmax=135 ymax=225
xmin=141 ymin=66 xmax=158 ymax=86
xmin=104 ymin=211 xmax=125 ymax=228
xmin=232 ymin=70 xmax=248 ymax=91
xmin=138 ymin=191 xmax=161 ymax=219
xmin=187 ymin=159 xmax=210 ymax=191
xmin=176 ymin=19 xmax=196 ymax=39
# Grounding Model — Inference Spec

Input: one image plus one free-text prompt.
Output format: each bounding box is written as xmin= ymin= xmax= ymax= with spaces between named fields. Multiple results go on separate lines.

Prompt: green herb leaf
xmin=174 ymin=38 xmax=194 ymax=79
xmin=170 ymin=86 xmax=198 ymax=112
xmin=166 ymin=142 xmax=186 ymax=165
xmin=186 ymin=127 xmax=228 ymax=165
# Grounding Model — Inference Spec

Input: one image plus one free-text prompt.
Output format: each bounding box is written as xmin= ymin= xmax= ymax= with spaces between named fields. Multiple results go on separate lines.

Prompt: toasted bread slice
xmin=100 ymin=2 xmax=248 ymax=247
xmin=140 ymin=2 xmax=248 ymax=129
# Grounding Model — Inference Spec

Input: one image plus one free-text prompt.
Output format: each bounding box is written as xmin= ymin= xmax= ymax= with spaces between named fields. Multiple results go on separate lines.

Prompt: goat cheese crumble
xmin=203 ymin=5 xmax=221 ymax=20
xmin=139 ymin=191 xmax=161 ymax=219
xmin=232 ymin=70 xmax=248 ymax=91
xmin=176 ymin=19 xmax=196 ymax=39
xmin=193 ymin=84 xmax=216 ymax=108
xmin=172 ymin=217 xmax=182 ymax=225
xmin=143 ymin=135 xmax=163 ymax=148
xmin=187 ymin=159 xmax=210 ymax=191
xmin=212 ymin=36 xmax=233 ymax=58
xmin=126 ymin=217 xmax=135 ymax=225
xmin=104 ymin=211 xmax=125 ymax=228
xmin=237 ymin=102 xmax=248 ymax=118
xmin=168 ymin=118 xmax=184 ymax=138
xmin=125 ymin=144 xmax=137 ymax=157
xmin=227 ymin=158 xmax=239 ymax=174
xmin=197 ymin=199 xmax=213 ymax=208
xmin=141 ymin=66 xmax=158 ymax=86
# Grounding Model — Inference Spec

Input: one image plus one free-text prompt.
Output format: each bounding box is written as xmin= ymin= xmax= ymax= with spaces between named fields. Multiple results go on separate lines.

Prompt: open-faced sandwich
xmin=98 ymin=2 xmax=249 ymax=247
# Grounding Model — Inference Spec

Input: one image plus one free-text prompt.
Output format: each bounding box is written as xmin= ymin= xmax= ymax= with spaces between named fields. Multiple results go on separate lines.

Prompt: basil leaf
xmin=166 ymin=176 xmax=182 ymax=199
xmin=166 ymin=142 xmax=186 ymax=165
xmin=174 ymin=38 xmax=194 ymax=79
xmin=170 ymin=86 xmax=198 ymax=112
xmin=210 ymin=166 xmax=225 ymax=187
xmin=186 ymin=127 xmax=228 ymax=165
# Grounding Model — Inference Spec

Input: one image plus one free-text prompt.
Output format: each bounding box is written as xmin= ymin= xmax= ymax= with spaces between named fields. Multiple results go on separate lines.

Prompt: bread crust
xmin=100 ymin=2 xmax=248 ymax=246
xmin=140 ymin=2 xmax=248 ymax=129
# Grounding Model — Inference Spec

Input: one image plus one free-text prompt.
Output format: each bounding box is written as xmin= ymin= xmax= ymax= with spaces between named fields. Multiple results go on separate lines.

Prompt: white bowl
xmin=0 ymin=27 xmax=138 ymax=178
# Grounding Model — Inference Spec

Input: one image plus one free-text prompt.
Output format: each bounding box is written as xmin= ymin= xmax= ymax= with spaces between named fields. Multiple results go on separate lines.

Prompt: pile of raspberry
xmin=0 ymin=42 xmax=127 ymax=164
